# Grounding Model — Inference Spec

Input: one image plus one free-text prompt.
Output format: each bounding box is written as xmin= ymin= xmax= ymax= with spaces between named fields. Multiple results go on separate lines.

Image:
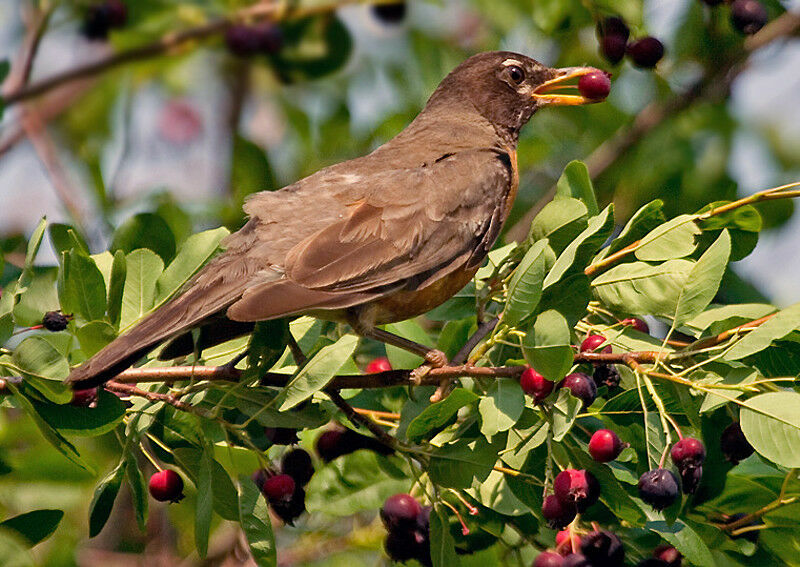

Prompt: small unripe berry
xmin=638 ymin=468 xmax=680 ymax=510
xmin=554 ymin=469 xmax=600 ymax=512
xmin=381 ymin=493 xmax=422 ymax=531
xmin=366 ymin=356 xmax=393 ymax=373
xmin=149 ymin=469 xmax=184 ymax=503
xmin=627 ymin=37 xmax=665 ymax=68
xmin=589 ymin=429 xmax=626 ymax=462
xmin=730 ymin=0 xmax=768 ymax=35
xmin=560 ymin=373 xmax=598 ymax=408
xmin=542 ymin=495 xmax=577 ymax=530
xmin=520 ymin=367 xmax=554 ymax=402
xmin=534 ymin=551 xmax=565 ymax=567
xmin=42 ymin=311 xmax=68 ymax=332
xmin=720 ymin=422 xmax=754 ymax=464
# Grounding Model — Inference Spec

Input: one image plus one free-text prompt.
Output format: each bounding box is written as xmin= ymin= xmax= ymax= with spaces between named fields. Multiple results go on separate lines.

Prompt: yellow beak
xmin=532 ymin=67 xmax=608 ymax=106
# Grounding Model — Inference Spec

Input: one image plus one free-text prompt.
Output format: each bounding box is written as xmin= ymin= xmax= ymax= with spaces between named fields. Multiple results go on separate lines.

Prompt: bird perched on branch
xmin=67 ymin=51 xmax=607 ymax=389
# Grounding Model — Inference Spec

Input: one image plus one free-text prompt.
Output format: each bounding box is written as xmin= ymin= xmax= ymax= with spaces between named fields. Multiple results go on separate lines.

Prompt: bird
xmin=67 ymin=51 xmax=605 ymax=389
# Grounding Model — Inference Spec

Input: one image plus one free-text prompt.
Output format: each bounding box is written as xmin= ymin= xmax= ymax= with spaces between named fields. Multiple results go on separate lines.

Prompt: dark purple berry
xmin=589 ymin=429 xmax=626 ymax=462
xmin=560 ymin=373 xmax=598 ymax=408
xmin=563 ymin=554 xmax=592 ymax=567
xmin=671 ymin=438 xmax=706 ymax=467
xmin=385 ymin=529 xmax=421 ymax=562
xmin=82 ymin=0 xmax=127 ymax=40
xmin=225 ymin=25 xmax=262 ymax=56
xmin=149 ymin=469 xmax=184 ymax=503
xmin=371 ymin=2 xmax=406 ymax=24
xmin=381 ymin=493 xmax=422 ymax=531
xmin=262 ymin=473 xmax=296 ymax=504
xmin=581 ymin=334 xmax=612 ymax=354
xmin=271 ymin=485 xmax=306 ymax=525
xmin=638 ymin=468 xmax=680 ymax=510
xmin=70 ymin=387 xmax=98 ymax=407
xmin=315 ymin=427 xmax=394 ymax=462
xmin=601 ymin=35 xmax=628 ymax=64
xmin=264 ymin=427 xmax=299 ymax=445
xmin=592 ymin=364 xmax=621 ymax=389
xmin=581 ymin=530 xmax=625 ymax=567
xmin=730 ymin=0 xmax=768 ymax=35
xmin=251 ymin=468 xmax=268 ymax=491
xmin=653 ymin=545 xmax=682 ymax=567
xmin=554 ymin=469 xmax=600 ymax=512
xmin=521 ymin=367 xmax=554 ymax=402
xmin=281 ymin=449 xmax=314 ymax=486
xmin=627 ymin=37 xmax=665 ymax=68
xmin=535 ymin=551 xmax=565 ymax=567
xmin=623 ymin=317 xmax=650 ymax=334
xmin=42 ymin=311 xmax=68 ymax=332
xmin=720 ymin=422 xmax=754 ymax=464
xmin=542 ymin=495 xmax=577 ymax=530
xmin=678 ymin=465 xmax=702 ymax=494
xmin=597 ymin=17 xmax=630 ymax=42
xmin=578 ymin=72 xmax=612 ymax=100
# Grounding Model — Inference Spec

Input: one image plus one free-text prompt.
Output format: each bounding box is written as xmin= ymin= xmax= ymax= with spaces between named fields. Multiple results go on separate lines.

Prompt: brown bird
xmin=67 ymin=51 xmax=604 ymax=389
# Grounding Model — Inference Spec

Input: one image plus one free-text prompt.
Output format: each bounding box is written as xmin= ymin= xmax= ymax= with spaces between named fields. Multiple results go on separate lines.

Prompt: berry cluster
xmin=706 ymin=0 xmax=768 ymax=35
xmin=315 ymin=424 xmax=394 ymax=462
xmin=542 ymin=469 xmax=600 ymax=529
xmin=536 ymin=531 xmax=683 ymax=566
xmin=381 ymin=494 xmax=432 ymax=566
xmin=82 ymin=0 xmax=127 ymax=40
xmin=224 ymin=23 xmax=283 ymax=58
xmin=596 ymin=17 xmax=664 ymax=69
xmin=252 ymin=448 xmax=315 ymax=524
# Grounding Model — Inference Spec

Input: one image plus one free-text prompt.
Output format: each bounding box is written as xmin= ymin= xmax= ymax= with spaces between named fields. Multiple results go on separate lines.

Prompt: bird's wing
xmin=227 ymin=149 xmax=512 ymax=321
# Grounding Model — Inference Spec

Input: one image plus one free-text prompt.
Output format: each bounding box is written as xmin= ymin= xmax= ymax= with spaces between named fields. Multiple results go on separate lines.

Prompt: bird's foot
xmin=410 ymin=349 xmax=448 ymax=386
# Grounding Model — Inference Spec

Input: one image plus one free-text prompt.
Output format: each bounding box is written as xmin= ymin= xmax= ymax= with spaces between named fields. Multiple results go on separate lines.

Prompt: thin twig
xmin=326 ymin=390 xmax=401 ymax=451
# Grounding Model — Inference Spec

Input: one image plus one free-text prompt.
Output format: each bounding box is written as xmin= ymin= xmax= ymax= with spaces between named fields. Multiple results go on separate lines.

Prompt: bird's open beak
xmin=532 ymin=67 xmax=607 ymax=106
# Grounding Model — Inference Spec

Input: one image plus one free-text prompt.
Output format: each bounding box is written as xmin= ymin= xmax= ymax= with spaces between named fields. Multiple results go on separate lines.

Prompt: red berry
xmin=638 ymin=469 xmax=680 ymax=510
xmin=589 ymin=429 xmax=626 ymax=462
xmin=622 ymin=317 xmax=650 ymax=334
xmin=600 ymin=35 xmax=628 ymax=65
xmin=381 ymin=493 xmax=422 ymax=531
xmin=149 ymin=470 xmax=184 ymax=503
xmin=653 ymin=545 xmax=682 ymax=567
xmin=730 ymin=0 xmax=768 ymax=35
xmin=71 ymin=387 xmax=98 ymax=407
xmin=535 ymin=551 xmax=566 ymax=567
xmin=554 ymin=469 xmax=600 ymax=511
xmin=627 ymin=37 xmax=665 ymax=68
xmin=580 ymin=335 xmax=611 ymax=354
xmin=578 ymin=72 xmax=611 ymax=100
xmin=670 ymin=438 xmax=706 ymax=467
xmin=366 ymin=356 xmax=393 ymax=374
xmin=520 ymin=367 xmax=554 ymax=402
xmin=559 ymin=373 xmax=598 ymax=408
xmin=542 ymin=495 xmax=577 ymax=530
xmin=262 ymin=474 xmax=296 ymax=503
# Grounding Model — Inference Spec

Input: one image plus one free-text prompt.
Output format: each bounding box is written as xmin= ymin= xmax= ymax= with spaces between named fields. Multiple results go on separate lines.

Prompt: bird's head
xmin=425 ymin=51 xmax=609 ymax=141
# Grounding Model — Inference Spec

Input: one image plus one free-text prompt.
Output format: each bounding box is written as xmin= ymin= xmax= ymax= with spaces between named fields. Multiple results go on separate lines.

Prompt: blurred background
xmin=0 ymin=0 xmax=799 ymax=565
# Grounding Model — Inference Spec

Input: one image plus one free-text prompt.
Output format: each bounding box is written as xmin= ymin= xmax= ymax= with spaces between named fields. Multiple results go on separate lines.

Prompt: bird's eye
xmin=507 ymin=65 xmax=525 ymax=84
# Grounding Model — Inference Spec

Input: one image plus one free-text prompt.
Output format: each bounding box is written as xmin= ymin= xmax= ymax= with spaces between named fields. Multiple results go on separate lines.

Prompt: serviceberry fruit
xmin=271 ymin=485 xmax=306 ymax=525
xmin=653 ymin=544 xmax=682 ymax=567
xmin=149 ymin=469 xmax=184 ymax=503
xmin=381 ymin=493 xmax=422 ymax=531
xmin=720 ymin=422 xmax=754 ymax=464
xmin=563 ymin=554 xmax=591 ymax=567
xmin=581 ymin=530 xmax=625 ymax=567
xmin=535 ymin=551 xmax=565 ymax=567
xmin=371 ymin=2 xmax=406 ymax=24
xmin=678 ymin=464 xmax=702 ymax=494
xmin=281 ymin=449 xmax=314 ymax=486
xmin=597 ymin=16 xmax=630 ymax=42
xmin=554 ymin=469 xmax=600 ymax=512
xmin=542 ymin=495 xmax=577 ymax=530
xmin=520 ymin=367 xmax=554 ymax=402
xmin=42 ymin=311 xmax=69 ymax=332
xmin=82 ymin=0 xmax=127 ymax=40
xmin=366 ymin=356 xmax=393 ymax=373
xmin=589 ymin=429 xmax=626 ymax=462
xmin=71 ymin=387 xmax=98 ymax=407
xmin=623 ymin=317 xmax=650 ymax=334
xmin=638 ymin=468 xmax=680 ymax=510
xmin=671 ymin=438 xmax=706 ymax=467
xmin=601 ymin=35 xmax=628 ymax=64
xmin=385 ymin=529 xmax=422 ymax=562
xmin=560 ymin=373 xmax=598 ymax=408
xmin=264 ymin=427 xmax=299 ymax=445
xmin=627 ymin=37 xmax=665 ymax=68
xmin=315 ymin=427 xmax=393 ymax=461
xmin=730 ymin=0 xmax=768 ymax=35
xmin=262 ymin=473 xmax=296 ymax=504
xmin=580 ymin=334 xmax=612 ymax=354
xmin=592 ymin=364 xmax=621 ymax=389
xmin=578 ymin=72 xmax=611 ymax=100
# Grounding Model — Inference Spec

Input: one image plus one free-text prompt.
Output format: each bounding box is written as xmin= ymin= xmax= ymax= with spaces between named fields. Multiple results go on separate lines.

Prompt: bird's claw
xmin=410 ymin=350 xmax=448 ymax=386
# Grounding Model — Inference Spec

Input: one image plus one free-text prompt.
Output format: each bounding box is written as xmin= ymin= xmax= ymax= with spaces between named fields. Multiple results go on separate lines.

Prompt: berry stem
xmin=448 ymin=489 xmax=479 ymax=515
xmin=441 ymin=499 xmax=470 ymax=535
xmin=138 ymin=441 xmax=163 ymax=472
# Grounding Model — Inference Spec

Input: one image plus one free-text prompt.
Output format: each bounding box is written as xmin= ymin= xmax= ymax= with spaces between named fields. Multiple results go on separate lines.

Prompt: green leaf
xmin=740 ymin=392 xmax=800 ymax=467
xmin=154 ymin=227 xmax=228 ymax=305
xmin=502 ymin=239 xmax=548 ymax=326
xmin=12 ymin=336 xmax=69 ymax=380
xmin=406 ymin=389 xmax=479 ymax=443
xmin=385 ymin=319 xmax=432 ymax=369
xmin=119 ymin=249 xmax=164 ymax=332
xmin=544 ymin=206 xmax=614 ymax=288
xmin=275 ymin=334 xmax=358 ymax=410
xmin=522 ymin=310 xmax=573 ymax=382
xmin=528 ymin=198 xmax=588 ymax=255
xmin=429 ymin=437 xmax=500 ymax=489
xmin=111 ymin=212 xmax=176 ymax=264
xmin=672 ymin=230 xmax=731 ymax=327
xmin=646 ymin=519 xmax=715 ymax=567
xmin=551 ymin=388 xmax=580 ymax=441
xmin=634 ymin=215 xmax=700 ymax=261
xmin=238 ymin=477 xmax=276 ymax=567
xmin=0 ymin=510 xmax=64 ymax=546
xmin=0 ymin=59 xmax=9 ymax=82
xmin=479 ymin=380 xmax=524 ymax=437
xmin=271 ymin=15 xmax=353 ymax=82
xmin=555 ymin=160 xmax=598 ymax=216
xmin=58 ymin=250 xmax=107 ymax=323
xmin=30 ymin=389 xmax=125 ymax=437
xmin=724 ymin=302 xmax=800 ymax=361
xmin=605 ymin=200 xmax=666 ymax=256
xmin=430 ymin=504 xmax=460 ymax=567
xmin=173 ymin=448 xmax=240 ymax=521
xmin=49 ymin=223 xmax=89 ymax=257
xmin=591 ymin=259 xmax=695 ymax=318
xmin=125 ymin=453 xmax=149 ymax=531
xmin=89 ymin=462 xmax=125 ymax=537
xmin=20 ymin=218 xmax=47 ymax=283
xmin=107 ymin=250 xmax=127 ymax=328
xmin=195 ymin=448 xmax=213 ymax=558
xmin=76 ymin=321 xmax=117 ymax=358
